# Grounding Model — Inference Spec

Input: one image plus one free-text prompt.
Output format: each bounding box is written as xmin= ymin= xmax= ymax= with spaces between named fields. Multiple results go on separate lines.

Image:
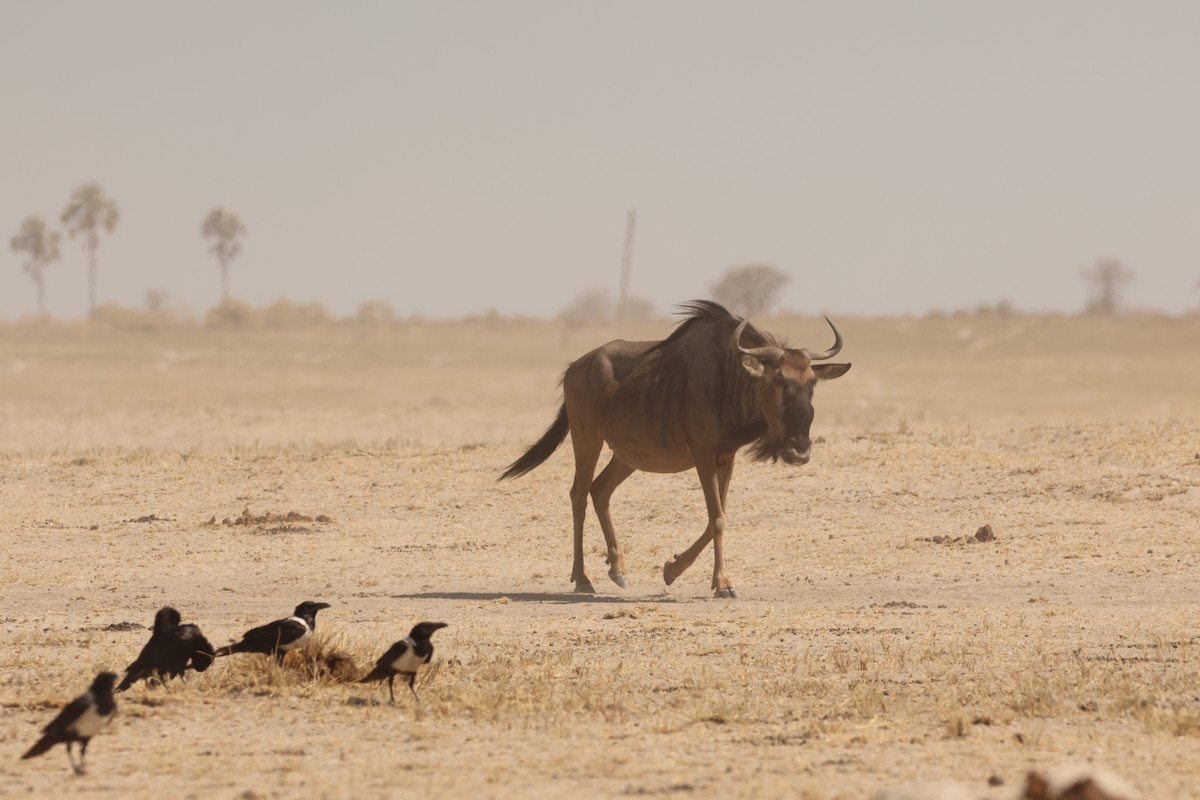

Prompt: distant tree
xmin=201 ymin=208 xmax=247 ymax=303
xmin=144 ymin=289 xmax=169 ymax=312
xmin=1082 ymin=258 xmax=1132 ymax=314
xmin=61 ymin=183 xmax=119 ymax=317
xmin=710 ymin=264 xmax=790 ymax=316
xmin=10 ymin=216 xmax=62 ymax=318
xmin=618 ymin=294 xmax=656 ymax=320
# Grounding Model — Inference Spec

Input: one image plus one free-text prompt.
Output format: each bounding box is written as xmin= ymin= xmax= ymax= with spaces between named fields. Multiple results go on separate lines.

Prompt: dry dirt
xmin=1 ymin=312 xmax=1199 ymax=799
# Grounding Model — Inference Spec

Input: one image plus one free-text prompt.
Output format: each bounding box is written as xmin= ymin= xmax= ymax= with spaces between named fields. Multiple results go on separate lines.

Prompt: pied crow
xmin=22 ymin=672 xmax=118 ymax=774
xmin=359 ymin=621 xmax=448 ymax=703
xmin=215 ymin=601 xmax=330 ymax=663
xmin=117 ymin=606 xmax=215 ymax=691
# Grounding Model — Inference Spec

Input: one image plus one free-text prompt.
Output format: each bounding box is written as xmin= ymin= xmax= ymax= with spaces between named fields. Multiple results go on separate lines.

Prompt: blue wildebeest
xmin=500 ymin=300 xmax=850 ymax=598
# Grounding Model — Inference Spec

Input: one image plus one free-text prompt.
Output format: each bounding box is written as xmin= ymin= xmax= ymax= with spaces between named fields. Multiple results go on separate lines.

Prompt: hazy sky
xmin=2 ymin=1 xmax=1198 ymax=321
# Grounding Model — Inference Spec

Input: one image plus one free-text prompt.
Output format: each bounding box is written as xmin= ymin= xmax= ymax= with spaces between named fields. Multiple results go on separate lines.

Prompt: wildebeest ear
xmin=813 ymin=363 xmax=851 ymax=380
xmin=740 ymin=354 xmax=767 ymax=377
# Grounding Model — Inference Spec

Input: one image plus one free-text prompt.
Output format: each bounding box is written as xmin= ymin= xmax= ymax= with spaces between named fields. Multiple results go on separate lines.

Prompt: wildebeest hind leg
xmin=568 ymin=427 xmax=604 ymax=593
xmin=590 ymin=455 xmax=635 ymax=588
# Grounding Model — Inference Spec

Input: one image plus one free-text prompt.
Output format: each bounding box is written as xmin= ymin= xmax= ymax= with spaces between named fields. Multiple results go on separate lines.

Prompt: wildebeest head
xmin=734 ymin=317 xmax=851 ymax=465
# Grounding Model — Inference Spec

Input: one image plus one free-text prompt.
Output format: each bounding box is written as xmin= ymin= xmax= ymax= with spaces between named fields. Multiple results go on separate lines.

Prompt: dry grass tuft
xmin=196 ymin=628 xmax=373 ymax=697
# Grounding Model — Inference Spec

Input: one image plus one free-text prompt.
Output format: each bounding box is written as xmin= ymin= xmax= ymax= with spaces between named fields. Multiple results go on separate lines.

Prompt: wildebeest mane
xmin=629 ymin=300 xmax=781 ymax=455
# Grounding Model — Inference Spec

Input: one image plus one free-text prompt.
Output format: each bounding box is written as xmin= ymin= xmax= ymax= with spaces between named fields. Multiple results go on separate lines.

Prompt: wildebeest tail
xmin=499 ymin=404 xmax=569 ymax=480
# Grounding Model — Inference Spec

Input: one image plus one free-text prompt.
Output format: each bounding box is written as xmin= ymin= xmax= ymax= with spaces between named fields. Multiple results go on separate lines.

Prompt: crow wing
xmin=176 ymin=624 xmax=215 ymax=672
xmin=118 ymin=634 xmax=175 ymax=691
xmin=361 ymin=639 xmax=412 ymax=682
xmin=22 ymin=695 xmax=89 ymax=758
xmin=231 ymin=617 xmax=308 ymax=654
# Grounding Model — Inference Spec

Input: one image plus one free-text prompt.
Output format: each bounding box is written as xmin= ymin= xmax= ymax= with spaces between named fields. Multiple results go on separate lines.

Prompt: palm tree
xmin=201 ymin=208 xmax=247 ymax=303
xmin=61 ymin=183 xmax=119 ymax=317
xmin=1081 ymin=258 xmax=1132 ymax=314
xmin=10 ymin=216 xmax=62 ymax=318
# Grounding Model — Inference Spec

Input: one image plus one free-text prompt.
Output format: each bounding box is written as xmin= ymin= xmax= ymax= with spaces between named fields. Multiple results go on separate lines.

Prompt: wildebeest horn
xmin=733 ymin=318 xmax=785 ymax=363
xmin=802 ymin=316 xmax=844 ymax=361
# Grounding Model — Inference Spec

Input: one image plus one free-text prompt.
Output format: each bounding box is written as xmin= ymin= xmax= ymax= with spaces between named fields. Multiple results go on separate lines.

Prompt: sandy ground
xmin=1 ymin=312 xmax=1199 ymax=799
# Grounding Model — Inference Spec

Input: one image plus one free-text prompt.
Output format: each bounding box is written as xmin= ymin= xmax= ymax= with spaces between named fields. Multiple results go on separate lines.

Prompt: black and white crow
xmin=359 ymin=621 xmax=448 ymax=703
xmin=214 ymin=601 xmax=331 ymax=663
xmin=22 ymin=672 xmax=118 ymax=775
xmin=117 ymin=606 xmax=215 ymax=691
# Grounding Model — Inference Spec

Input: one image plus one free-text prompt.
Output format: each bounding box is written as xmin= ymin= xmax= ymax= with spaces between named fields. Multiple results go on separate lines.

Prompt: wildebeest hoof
xmin=662 ymin=560 xmax=679 ymax=586
xmin=574 ymin=578 xmax=597 ymax=594
xmin=714 ymin=587 xmax=737 ymax=599
xmin=609 ymin=571 xmax=626 ymax=588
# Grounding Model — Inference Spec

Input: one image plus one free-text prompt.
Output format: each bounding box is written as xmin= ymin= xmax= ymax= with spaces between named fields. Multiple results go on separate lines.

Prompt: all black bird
xmin=214 ymin=601 xmax=331 ymax=663
xmin=117 ymin=606 xmax=215 ymax=691
xmin=359 ymin=621 xmax=448 ymax=703
xmin=22 ymin=672 xmax=118 ymax=775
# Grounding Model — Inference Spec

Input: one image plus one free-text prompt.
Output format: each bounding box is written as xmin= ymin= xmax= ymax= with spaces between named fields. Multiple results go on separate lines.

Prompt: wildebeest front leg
xmin=663 ymin=456 xmax=735 ymax=597
xmin=590 ymin=455 xmax=635 ymax=588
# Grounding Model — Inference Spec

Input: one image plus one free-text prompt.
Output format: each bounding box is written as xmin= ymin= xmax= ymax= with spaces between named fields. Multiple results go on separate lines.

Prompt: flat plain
xmin=1 ymin=311 xmax=1199 ymax=799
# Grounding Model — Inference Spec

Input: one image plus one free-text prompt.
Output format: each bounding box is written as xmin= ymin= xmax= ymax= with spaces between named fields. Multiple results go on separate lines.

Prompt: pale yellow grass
xmin=1 ymin=313 xmax=1199 ymax=798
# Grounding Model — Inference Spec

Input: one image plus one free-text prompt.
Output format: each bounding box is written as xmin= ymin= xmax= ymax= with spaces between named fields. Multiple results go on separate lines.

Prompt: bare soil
xmin=1 ymin=313 xmax=1198 ymax=799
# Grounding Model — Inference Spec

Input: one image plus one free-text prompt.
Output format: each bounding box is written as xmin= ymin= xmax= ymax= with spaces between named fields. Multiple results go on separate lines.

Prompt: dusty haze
xmin=3 ymin=2 xmax=1200 ymax=322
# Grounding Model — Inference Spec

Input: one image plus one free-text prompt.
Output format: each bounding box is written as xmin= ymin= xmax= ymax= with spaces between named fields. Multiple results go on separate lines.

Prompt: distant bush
xmin=561 ymin=289 xmax=615 ymax=328
xmin=262 ymin=298 xmax=333 ymax=328
xmin=205 ymin=298 xmax=259 ymax=328
xmin=974 ymin=300 xmax=1015 ymax=316
xmin=203 ymin=298 xmax=334 ymax=329
xmin=356 ymin=300 xmax=396 ymax=325
xmin=90 ymin=302 xmax=195 ymax=331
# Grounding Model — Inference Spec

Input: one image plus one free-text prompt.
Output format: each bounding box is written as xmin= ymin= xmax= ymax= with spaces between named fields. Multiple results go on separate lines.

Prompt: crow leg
xmin=67 ymin=741 xmax=84 ymax=775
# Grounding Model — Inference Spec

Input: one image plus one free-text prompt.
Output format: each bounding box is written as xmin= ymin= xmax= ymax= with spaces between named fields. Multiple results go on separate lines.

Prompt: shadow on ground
xmin=389 ymin=590 xmax=680 ymax=604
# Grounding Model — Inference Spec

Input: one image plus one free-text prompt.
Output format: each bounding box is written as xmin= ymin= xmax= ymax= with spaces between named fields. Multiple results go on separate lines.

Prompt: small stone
xmin=975 ymin=524 xmax=996 ymax=542
xmin=987 ymin=775 xmax=1004 ymax=786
